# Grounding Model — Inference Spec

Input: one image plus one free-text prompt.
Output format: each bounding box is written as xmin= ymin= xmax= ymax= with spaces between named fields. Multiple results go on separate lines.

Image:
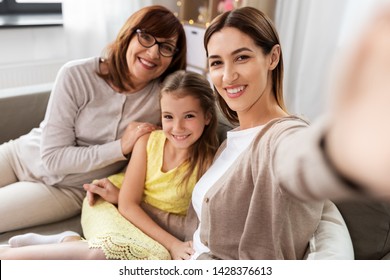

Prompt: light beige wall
xmin=242 ymin=0 xmax=276 ymax=20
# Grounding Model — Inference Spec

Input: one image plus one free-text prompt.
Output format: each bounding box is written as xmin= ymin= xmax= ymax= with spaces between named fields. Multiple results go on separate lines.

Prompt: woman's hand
xmin=120 ymin=122 xmax=157 ymax=156
xmin=83 ymin=178 xmax=120 ymax=206
xmin=326 ymin=7 xmax=390 ymax=198
xmin=169 ymin=240 xmax=194 ymax=260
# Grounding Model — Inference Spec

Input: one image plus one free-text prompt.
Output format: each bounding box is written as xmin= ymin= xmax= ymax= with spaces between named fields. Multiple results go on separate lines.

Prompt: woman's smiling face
xmin=207 ymin=27 xmax=275 ymax=116
xmin=126 ymin=32 xmax=176 ymax=88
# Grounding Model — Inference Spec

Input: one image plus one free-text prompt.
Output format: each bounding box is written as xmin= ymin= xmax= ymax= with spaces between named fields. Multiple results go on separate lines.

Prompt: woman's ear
xmin=205 ymin=111 xmax=212 ymax=126
xmin=269 ymin=44 xmax=280 ymax=70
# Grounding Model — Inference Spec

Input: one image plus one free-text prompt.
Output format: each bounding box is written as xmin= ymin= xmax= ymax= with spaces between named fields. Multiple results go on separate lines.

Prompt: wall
xmin=0 ymin=0 xmax=274 ymax=90
xmin=242 ymin=0 xmax=276 ymax=20
xmin=0 ymin=26 xmax=67 ymax=89
xmin=0 ymin=0 xmax=178 ymax=90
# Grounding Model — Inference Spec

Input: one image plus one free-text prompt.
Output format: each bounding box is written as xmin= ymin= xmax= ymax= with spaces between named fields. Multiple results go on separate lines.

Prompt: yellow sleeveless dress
xmin=81 ymin=130 xmax=197 ymax=260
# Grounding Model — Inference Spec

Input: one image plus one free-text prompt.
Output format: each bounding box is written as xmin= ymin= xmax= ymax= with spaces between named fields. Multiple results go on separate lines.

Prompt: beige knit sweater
xmin=189 ymin=116 xmax=355 ymax=259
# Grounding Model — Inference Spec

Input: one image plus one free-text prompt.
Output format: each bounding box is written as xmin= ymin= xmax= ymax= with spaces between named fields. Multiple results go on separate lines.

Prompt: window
xmin=0 ymin=0 xmax=62 ymax=15
xmin=0 ymin=0 xmax=62 ymax=27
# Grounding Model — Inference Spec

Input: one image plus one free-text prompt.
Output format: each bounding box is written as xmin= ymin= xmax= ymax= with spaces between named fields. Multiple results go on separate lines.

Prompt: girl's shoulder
xmin=146 ymin=130 xmax=165 ymax=152
xmin=148 ymin=130 xmax=165 ymax=142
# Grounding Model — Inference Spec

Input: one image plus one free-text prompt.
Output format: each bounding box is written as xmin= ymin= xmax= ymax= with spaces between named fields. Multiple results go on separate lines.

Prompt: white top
xmin=191 ymin=125 xmax=264 ymax=259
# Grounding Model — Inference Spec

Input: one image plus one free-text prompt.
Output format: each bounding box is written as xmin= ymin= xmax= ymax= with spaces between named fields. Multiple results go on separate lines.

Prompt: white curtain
xmin=274 ymin=0 xmax=349 ymax=121
xmin=274 ymin=0 xmax=389 ymax=121
xmin=62 ymin=0 xmax=153 ymax=60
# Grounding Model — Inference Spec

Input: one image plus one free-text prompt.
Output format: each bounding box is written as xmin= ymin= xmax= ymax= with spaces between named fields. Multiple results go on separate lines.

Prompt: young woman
xmin=0 ymin=5 xmax=187 ymax=234
xmin=185 ymin=6 xmax=390 ymax=259
xmin=186 ymin=6 xmax=320 ymax=260
xmin=0 ymin=70 xmax=219 ymax=260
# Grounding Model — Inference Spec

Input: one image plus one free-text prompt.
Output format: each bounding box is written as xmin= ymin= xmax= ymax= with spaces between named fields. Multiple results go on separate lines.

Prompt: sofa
xmin=1 ymin=84 xmax=390 ymax=260
xmin=0 ymin=83 xmax=234 ymax=247
xmin=0 ymin=84 xmax=84 ymax=244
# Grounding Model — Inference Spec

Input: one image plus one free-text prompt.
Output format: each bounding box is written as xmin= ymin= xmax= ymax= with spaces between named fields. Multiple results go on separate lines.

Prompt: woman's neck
xmin=238 ymin=92 xmax=289 ymax=129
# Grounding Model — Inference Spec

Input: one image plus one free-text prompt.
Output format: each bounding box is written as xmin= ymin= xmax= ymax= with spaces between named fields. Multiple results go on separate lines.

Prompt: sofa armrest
xmin=0 ymin=83 xmax=52 ymax=144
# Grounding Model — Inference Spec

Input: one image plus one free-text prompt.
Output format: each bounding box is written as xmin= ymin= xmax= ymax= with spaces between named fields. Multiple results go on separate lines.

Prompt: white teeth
xmin=140 ymin=58 xmax=155 ymax=67
xmin=226 ymin=86 xmax=244 ymax=94
xmin=173 ymin=135 xmax=188 ymax=140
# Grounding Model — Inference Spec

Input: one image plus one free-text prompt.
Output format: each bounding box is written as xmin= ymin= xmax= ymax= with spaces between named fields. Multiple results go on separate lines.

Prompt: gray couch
xmin=1 ymin=84 xmax=390 ymax=260
xmin=0 ymin=84 xmax=83 ymax=245
xmin=0 ymin=83 xmax=233 ymax=247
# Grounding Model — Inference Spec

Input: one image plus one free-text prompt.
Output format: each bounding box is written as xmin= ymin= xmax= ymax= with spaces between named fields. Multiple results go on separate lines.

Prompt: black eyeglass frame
xmin=135 ymin=29 xmax=178 ymax=57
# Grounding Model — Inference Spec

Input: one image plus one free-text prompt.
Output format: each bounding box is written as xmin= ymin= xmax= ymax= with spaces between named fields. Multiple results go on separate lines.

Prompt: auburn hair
xmin=99 ymin=5 xmax=187 ymax=91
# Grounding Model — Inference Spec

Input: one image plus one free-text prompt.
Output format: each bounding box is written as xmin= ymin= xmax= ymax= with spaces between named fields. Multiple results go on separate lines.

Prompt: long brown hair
xmin=204 ymin=7 xmax=287 ymax=125
xmin=99 ymin=5 xmax=187 ymax=91
xmin=160 ymin=70 xmax=219 ymax=195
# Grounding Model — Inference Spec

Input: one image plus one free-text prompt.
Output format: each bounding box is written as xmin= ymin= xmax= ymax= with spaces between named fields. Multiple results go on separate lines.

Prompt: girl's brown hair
xmin=99 ymin=5 xmax=187 ymax=91
xmin=160 ymin=70 xmax=219 ymax=195
xmin=204 ymin=6 xmax=287 ymax=125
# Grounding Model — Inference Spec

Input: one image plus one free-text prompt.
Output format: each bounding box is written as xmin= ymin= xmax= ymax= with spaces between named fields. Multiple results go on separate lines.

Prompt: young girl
xmin=0 ymin=70 xmax=219 ymax=260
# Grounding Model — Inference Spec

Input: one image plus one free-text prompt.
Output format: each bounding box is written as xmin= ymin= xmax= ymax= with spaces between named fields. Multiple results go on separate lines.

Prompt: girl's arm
xmin=118 ymin=133 xmax=194 ymax=260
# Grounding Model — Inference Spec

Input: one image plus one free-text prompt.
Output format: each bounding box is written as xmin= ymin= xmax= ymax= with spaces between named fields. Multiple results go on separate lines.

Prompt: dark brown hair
xmin=99 ymin=5 xmax=187 ymax=91
xmin=160 ymin=70 xmax=219 ymax=195
xmin=204 ymin=6 xmax=287 ymax=125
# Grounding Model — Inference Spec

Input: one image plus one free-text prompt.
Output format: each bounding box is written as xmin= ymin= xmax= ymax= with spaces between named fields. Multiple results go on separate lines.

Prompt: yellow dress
xmin=81 ymin=130 xmax=197 ymax=260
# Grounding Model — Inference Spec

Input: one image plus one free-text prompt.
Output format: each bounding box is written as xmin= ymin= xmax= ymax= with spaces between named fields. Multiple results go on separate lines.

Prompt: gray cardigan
xmin=9 ymin=57 xmax=161 ymax=188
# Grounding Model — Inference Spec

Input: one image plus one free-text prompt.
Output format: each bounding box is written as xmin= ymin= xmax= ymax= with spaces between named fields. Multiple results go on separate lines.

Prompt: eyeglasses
xmin=136 ymin=29 xmax=178 ymax=57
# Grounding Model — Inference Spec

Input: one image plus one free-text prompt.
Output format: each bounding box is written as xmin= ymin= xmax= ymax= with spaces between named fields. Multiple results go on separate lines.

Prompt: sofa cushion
xmin=0 ymin=214 xmax=82 ymax=246
xmin=336 ymin=200 xmax=390 ymax=260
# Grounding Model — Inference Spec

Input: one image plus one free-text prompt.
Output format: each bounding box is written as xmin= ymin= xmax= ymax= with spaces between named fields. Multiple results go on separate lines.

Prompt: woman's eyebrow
xmin=232 ymin=47 xmax=253 ymax=55
xmin=208 ymin=47 xmax=253 ymax=59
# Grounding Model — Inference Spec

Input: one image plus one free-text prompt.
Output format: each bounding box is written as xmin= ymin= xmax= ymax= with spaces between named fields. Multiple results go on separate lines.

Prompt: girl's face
xmin=160 ymin=93 xmax=211 ymax=150
xmin=207 ymin=27 xmax=278 ymax=117
xmin=126 ymin=32 xmax=177 ymax=88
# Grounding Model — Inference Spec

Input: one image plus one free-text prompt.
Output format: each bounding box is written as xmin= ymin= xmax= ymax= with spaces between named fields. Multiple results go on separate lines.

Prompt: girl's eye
xmin=163 ymin=115 xmax=173 ymax=120
xmin=185 ymin=114 xmax=195 ymax=119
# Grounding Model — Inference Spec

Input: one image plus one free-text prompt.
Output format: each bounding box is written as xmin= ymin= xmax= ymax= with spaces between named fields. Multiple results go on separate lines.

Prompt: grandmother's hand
xmin=120 ymin=122 xmax=157 ymax=156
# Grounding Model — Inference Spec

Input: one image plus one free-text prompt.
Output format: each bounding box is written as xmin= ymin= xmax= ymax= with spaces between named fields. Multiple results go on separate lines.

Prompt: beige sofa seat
xmin=0 ymin=84 xmax=83 ymax=245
